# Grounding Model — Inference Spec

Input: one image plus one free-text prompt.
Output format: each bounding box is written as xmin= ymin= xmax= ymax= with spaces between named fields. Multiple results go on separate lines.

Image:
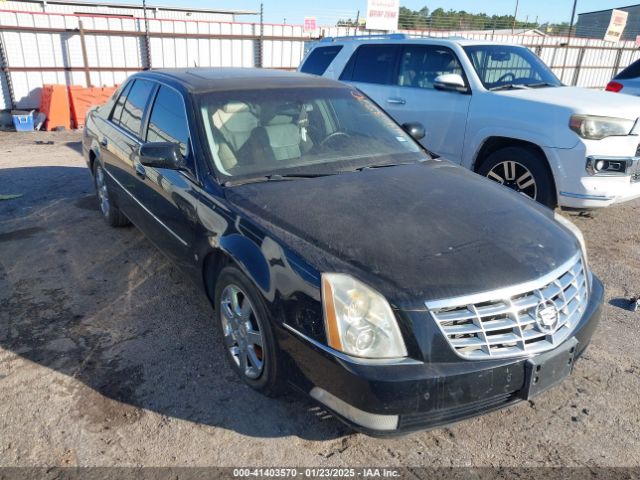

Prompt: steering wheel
xmin=497 ymin=72 xmax=516 ymax=83
xmin=319 ymin=131 xmax=351 ymax=148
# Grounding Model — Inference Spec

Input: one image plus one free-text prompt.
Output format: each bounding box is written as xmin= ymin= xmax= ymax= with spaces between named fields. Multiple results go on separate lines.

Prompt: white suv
xmin=299 ymin=34 xmax=640 ymax=209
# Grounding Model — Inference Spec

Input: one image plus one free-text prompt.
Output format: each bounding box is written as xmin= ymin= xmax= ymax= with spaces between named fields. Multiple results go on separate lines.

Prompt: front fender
xmin=219 ymin=233 xmax=271 ymax=293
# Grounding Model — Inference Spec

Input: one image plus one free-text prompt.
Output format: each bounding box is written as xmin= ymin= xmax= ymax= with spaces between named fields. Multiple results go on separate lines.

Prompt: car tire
xmin=478 ymin=146 xmax=556 ymax=209
xmin=93 ymin=162 xmax=131 ymax=227
xmin=214 ymin=265 xmax=285 ymax=396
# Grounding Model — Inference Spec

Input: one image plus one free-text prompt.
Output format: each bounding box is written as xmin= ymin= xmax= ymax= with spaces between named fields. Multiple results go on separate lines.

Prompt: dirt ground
xmin=1 ymin=130 xmax=639 ymax=469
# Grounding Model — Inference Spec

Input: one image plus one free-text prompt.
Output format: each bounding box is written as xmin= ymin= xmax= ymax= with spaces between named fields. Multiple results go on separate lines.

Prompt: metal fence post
xmin=78 ymin=20 xmax=92 ymax=87
xmin=571 ymin=47 xmax=585 ymax=86
xmin=612 ymin=48 xmax=623 ymax=78
xmin=0 ymin=31 xmax=16 ymax=110
xmin=255 ymin=3 xmax=264 ymax=68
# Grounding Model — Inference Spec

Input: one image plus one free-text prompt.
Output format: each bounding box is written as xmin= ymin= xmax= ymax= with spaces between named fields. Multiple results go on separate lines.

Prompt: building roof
xmin=10 ymin=0 xmax=258 ymax=15
xmin=577 ymin=4 xmax=640 ymax=16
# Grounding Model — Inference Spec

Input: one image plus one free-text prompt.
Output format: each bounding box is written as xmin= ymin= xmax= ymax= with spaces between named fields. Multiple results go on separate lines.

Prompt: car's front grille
xmin=427 ymin=253 xmax=588 ymax=360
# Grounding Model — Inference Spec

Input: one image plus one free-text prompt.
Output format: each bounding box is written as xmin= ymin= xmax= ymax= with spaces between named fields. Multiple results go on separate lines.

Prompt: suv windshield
xmin=199 ymin=87 xmax=425 ymax=181
xmin=463 ymin=45 xmax=561 ymax=90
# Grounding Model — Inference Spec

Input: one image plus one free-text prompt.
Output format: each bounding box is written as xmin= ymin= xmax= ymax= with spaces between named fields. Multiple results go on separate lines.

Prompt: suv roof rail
xmin=319 ymin=33 xmax=409 ymax=43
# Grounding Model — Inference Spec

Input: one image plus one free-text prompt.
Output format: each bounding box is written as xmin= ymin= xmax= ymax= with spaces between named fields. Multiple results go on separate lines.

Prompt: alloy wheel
xmin=486 ymin=160 xmax=537 ymax=200
xmin=220 ymin=284 xmax=265 ymax=380
xmin=95 ymin=166 xmax=110 ymax=217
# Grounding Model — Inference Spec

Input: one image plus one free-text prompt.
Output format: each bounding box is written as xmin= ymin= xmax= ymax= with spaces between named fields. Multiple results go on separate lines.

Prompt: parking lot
xmin=1 ymin=129 xmax=640 ymax=468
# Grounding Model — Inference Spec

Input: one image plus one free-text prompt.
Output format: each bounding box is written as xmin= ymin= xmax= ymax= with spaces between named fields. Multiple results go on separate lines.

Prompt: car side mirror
xmin=138 ymin=142 xmax=185 ymax=170
xmin=402 ymin=122 xmax=426 ymax=141
xmin=434 ymin=73 xmax=468 ymax=93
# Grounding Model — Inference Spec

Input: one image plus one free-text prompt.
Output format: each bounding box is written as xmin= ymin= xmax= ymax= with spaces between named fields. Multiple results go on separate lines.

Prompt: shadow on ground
xmin=0 ymin=166 xmax=348 ymax=441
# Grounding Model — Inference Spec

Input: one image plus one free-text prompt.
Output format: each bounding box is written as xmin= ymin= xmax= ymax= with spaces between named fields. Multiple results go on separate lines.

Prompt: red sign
xmin=304 ymin=17 xmax=316 ymax=32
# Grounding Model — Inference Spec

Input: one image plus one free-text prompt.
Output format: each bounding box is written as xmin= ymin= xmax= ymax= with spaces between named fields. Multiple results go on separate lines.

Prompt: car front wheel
xmin=214 ymin=265 xmax=285 ymax=396
xmin=478 ymin=146 xmax=556 ymax=209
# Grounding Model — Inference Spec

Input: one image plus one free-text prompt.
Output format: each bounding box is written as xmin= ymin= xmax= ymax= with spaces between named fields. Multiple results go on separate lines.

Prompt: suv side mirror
xmin=402 ymin=122 xmax=426 ymax=141
xmin=434 ymin=73 xmax=468 ymax=93
xmin=139 ymin=142 xmax=185 ymax=170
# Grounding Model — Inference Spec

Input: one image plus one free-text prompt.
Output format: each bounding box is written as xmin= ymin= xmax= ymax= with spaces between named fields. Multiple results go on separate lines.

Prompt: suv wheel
xmin=93 ymin=162 xmax=131 ymax=227
xmin=214 ymin=265 xmax=285 ymax=396
xmin=478 ymin=146 xmax=556 ymax=209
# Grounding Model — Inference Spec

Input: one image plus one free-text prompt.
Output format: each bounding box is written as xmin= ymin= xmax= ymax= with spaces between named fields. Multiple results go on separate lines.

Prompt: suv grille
xmin=427 ymin=253 xmax=588 ymax=360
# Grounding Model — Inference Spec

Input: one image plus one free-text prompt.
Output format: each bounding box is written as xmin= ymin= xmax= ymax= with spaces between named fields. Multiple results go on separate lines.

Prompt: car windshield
xmin=198 ymin=86 xmax=426 ymax=182
xmin=463 ymin=45 xmax=562 ymax=90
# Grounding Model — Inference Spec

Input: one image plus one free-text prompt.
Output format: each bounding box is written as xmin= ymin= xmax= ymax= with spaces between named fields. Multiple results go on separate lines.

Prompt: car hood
xmin=500 ymin=86 xmax=640 ymax=120
xmin=225 ymin=161 xmax=579 ymax=309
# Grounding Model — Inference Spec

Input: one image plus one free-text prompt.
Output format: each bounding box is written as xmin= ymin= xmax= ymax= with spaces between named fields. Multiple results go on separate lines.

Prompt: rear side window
xmin=110 ymin=81 xmax=133 ymax=123
xmin=146 ymin=86 xmax=190 ymax=158
xmin=340 ymin=45 xmax=400 ymax=85
xmin=300 ymin=46 xmax=343 ymax=75
xmin=113 ymin=79 xmax=155 ymax=137
xmin=616 ymin=59 xmax=640 ymax=80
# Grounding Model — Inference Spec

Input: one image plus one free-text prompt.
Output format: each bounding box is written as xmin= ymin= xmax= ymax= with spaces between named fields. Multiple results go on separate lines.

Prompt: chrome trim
xmin=102 ymin=167 xmax=189 ymax=247
xmin=427 ymin=252 xmax=589 ymax=361
xmin=585 ymin=155 xmax=639 ymax=177
xmin=559 ymin=191 xmax=615 ymax=201
xmin=426 ymin=252 xmax=581 ymax=310
xmin=281 ymin=323 xmax=422 ymax=366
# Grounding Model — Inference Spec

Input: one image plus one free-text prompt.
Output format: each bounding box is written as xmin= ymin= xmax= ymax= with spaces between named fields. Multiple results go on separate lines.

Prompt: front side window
xmin=463 ymin=45 xmax=561 ymax=90
xmin=114 ymin=79 xmax=155 ymax=137
xmin=341 ymin=45 xmax=400 ymax=85
xmin=110 ymin=81 xmax=133 ymax=124
xmin=397 ymin=46 xmax=464 ymax=89
xmin=300 ymin=46 xmax=343 ymax=75
xmin=146 ymin=86 xmax=190 ymax=158
xmin=199 ymin=87 xmax=425 ymax=181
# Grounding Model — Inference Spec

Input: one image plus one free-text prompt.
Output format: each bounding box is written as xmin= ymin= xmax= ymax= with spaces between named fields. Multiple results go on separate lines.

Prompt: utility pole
xmin=354 ymin=10 xmax=360 ymax=36
xmin=512 ymin=0 xmax=519 ymax=33
xmin=561 ymin=0 xmax=579 ymax=84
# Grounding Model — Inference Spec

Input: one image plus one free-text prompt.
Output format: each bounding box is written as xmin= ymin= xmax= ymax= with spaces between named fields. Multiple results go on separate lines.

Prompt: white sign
xmin=365 ymin=0 xmax=399 ymax=31
xmin=604 ymin=9 xmax=628 ymax=43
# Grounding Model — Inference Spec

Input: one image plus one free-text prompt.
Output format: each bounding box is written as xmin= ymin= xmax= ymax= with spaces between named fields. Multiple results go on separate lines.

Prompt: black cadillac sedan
xmin=83 ymin=68 xmax=604 ymax=435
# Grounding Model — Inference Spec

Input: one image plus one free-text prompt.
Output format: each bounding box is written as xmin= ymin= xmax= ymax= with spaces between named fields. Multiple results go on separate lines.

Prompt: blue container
xmin=12 ymin=110 xmax=34 ymax=132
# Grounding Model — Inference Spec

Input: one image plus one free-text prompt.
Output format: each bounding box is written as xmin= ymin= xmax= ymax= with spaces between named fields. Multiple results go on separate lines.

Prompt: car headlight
xmin=569 ymin=114 xmax=634 ymax=140
xmin=554 ymin=212 xmax=588 ymax=269
xmin=321 ymin=273 xmax=408 ymax=359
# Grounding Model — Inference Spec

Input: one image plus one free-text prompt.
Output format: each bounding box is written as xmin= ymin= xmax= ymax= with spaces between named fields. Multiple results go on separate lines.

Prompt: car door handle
xmin=387 ymin=97 xmax=406 ymax=105
xmin=135 ymin=163 xmax=146 ymax=179
xmin=100 ymin=138 xmax=108 ymax=147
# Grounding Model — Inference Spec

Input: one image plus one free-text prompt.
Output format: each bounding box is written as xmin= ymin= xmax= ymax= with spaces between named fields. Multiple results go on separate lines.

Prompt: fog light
xmin=586 ymin=157 xmax=631 ymax=176
xmin=595 ymin=160 xmax=606 ymax=171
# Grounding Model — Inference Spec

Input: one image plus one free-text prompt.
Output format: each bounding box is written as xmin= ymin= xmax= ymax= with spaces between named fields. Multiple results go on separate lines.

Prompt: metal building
xmin=575 ymin=4 xmax=640 ymax=41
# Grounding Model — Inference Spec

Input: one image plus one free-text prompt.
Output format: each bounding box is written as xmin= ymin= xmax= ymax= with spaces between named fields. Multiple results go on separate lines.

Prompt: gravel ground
xmin=0 ymin=130 xmax=639 ymax=469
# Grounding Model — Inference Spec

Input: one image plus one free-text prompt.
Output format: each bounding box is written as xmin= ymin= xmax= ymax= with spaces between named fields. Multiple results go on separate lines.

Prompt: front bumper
xmin=545 ymin=139 xmax=640 ymax=208
xmin=280 ymin=275 xmax=604 ymax=435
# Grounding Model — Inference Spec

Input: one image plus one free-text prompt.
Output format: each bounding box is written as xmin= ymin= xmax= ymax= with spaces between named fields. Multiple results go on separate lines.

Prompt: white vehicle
xmin=299 ymin=34 xmax=640 ymax=209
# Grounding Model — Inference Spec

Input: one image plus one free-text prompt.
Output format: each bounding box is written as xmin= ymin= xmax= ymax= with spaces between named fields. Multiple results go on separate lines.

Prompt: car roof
xmin=136 ymin=68 xmax=344 ymax=94
xmin=315 ymin=36 xmax=520 ymax=48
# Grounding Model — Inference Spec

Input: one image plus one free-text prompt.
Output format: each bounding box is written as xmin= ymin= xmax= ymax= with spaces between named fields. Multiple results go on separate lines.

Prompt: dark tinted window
xmin=300 ymin=46 xmax=343 ymax=75
xmin=146 ymin=86 xmax=190 ymax=158
xmin=616 ymin=59 xmax=640 ymax=80
xmin=115 ymin=79 xmax=155 ymax=137
xmin=110 ymin=81 xmax=133 ymax=122
xmin=340 ymin=45 xmax=399 ymax=85
xmin=397 ymin=46 xmax=464 ymax=89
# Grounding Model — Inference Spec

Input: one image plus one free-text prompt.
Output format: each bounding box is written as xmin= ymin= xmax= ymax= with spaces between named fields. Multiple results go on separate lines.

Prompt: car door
xmin=101 ymin=78 xmax=156 ymax=228
xmin=132 ymin=84 xmax=199 ymax=269
xmin=383 ymin=45 xmax=472 ymax=164
xmin=339 ymin=44 xmax=401 ymax=113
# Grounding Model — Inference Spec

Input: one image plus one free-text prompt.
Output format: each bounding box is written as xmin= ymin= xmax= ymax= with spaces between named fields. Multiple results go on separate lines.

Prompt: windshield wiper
xmin=222 ymin=173 xmax=332 ymax=187
xmin=488 ymin=84 xmax=530 ymax=92
xmin=523 ymin=82 xmax=558 ymax=88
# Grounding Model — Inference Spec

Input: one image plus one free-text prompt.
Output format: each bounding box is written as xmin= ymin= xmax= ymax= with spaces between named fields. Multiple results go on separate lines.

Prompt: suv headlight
xmin=569 ymin=114 xmax=634 ymax=140
xmin=554 ymin=212 xmax=588 ymax=269
xmin=321 ymin=273 xmax=408 ymax=359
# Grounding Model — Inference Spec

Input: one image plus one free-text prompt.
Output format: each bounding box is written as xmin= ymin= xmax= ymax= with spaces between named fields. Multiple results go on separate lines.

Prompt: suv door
xmin=339 ymin=44 xmax=401 ymax=111
xmin=134 ymin=84 xmax=199 ymax=268
xmin=385 ymin=45 xmax=471 ymax=163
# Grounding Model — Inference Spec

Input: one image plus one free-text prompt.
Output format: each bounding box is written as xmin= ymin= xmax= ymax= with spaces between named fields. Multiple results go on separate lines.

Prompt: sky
xmin=106 ymin=0 xmax=631 ymax=25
